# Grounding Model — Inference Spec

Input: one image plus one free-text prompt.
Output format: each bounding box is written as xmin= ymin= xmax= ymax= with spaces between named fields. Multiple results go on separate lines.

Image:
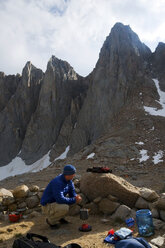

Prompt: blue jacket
xmin=40 ymin=174 xmax=76 ymax=206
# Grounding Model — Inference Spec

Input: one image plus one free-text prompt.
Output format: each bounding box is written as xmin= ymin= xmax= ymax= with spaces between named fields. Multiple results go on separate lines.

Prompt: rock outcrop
xmin=68 ymin=23 xmax=152 ymax=155
xmin=0 ymin=72 xmax=20 ymax=112
xmin=0 ymin=62 xmax=43 ymax=166
xmin=152 ymin=42 xmax=165 ymax=91
xmin=20 ymin=56 xmax=88 ymax=164
xmin=80 ymin=172 xmax=140 ymax=207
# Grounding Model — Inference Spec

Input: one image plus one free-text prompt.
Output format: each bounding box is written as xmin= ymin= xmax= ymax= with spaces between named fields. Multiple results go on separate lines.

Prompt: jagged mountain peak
xmin=47 ymin=55 xmax=78 ymax=81
xmin=48 ymin=55 xmax=71 ymax=68
xmin=97 ymin=23 xmax=151 ymax=68
xmin=23 ymin=61 xmax=34 ymax=72
xmin=21 ymin=61 xmax=43 ymax=89
xmin=25 ymin=61 xmax=32 ymax=66
xmin=153 ymin=41 xmax=165 ymax=80
xmin=0 ymin=71 xmax=5 ymax=77
xmin=23 ymin=61 xmax=38 ymax=72
xmin=156 ymin=42 xmax=165 ymax=50
xmin=111 ymin=22 xmax=132 ymax=33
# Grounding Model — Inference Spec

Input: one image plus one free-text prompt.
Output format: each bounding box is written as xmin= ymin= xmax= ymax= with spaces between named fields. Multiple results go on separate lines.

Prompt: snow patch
xmin=55 ymin=146 xmax=70 ymax=161
xmin=135 ymin=141 xmax=144 ymax=145
xmin=153 ymin=150 xmax=163 ymax=165
xmin=0 ymin=151 xmax=51 ymax=181
xmin=87 ymin=152 xmax=95 ymax=159
xmin=130 ymin=158 xmax=135 ymax=161
xmin=139 ymin=149 xmax=149 ymax=163
xmin=150 ymin=126 xmax=155 ymax=131
xmin=144 ymin=79 xmax=165 ymax=117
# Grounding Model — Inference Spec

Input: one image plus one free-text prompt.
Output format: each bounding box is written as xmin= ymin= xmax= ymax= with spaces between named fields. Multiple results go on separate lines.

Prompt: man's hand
xmin=75 ymin=194 xmax=82 ymax=204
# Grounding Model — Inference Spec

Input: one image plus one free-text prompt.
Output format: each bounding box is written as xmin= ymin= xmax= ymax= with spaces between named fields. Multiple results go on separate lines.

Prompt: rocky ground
xmin=0 ymin=143 xmax=164 ymax=194
xmin=0 ymin=153 xmax=165 ymax=248
xmin=0 ymin=211 xmax=165 ymax=248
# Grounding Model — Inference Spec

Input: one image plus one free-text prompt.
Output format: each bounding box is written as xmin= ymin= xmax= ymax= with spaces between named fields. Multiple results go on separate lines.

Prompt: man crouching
xmin=41 ymin=164 xmax=82 ymax=229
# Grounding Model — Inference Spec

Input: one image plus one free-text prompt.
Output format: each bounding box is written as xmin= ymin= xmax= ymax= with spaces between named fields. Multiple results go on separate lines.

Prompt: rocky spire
xmin=68 ymin=23 xmax=152 ymax=155
xmin=152 ymin=42 xmax=165 ymax=79
xmin=0 ymin=72 xmax=20 ymax=112
xmin=20 ymin=56 xmax=87 ymax=164
xmin=0 ymin=63 xmax=43 ymax=166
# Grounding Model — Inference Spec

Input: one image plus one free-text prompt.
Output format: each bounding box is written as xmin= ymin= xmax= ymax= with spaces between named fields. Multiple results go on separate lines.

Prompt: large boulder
xmin=80 ymin=173 xmax=140 ymax=207
xmin=0 ymin=188 xmax=15 ymax=205
xmin=13 ymin=185 xmax=29 ymax=198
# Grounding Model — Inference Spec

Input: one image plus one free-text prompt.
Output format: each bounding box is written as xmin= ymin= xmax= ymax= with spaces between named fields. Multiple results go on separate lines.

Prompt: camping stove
xmin=79 ymin=208 xmax=92 ymax=232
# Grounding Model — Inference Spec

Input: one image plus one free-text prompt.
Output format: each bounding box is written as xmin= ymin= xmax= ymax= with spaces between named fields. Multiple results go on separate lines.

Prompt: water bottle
xmin=136 ymin=209 xmax=154 ymax=236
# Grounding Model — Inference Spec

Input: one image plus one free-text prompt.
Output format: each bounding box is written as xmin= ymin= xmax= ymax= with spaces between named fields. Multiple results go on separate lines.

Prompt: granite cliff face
xmin=20 ymin=56 xmax=87 ymax=164
xmin=0 ymin=23 xmax=165 ymax=168
xmin=152 ymin=42 xmax=165 ymax=91
xmin=0 ymin=62 xmax=43 ymax=166
xmin=0 ymin=72 xmax=21 ymax=112
xmin=68 ymin=23 xmax=152 ymax=155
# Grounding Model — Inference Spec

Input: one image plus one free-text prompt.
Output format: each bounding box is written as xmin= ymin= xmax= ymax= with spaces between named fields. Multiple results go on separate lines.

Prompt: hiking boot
xmin=59 ymin=218 xmax=69 ymax=224
xmin=46 ymin=218 xmax=60 ymax=229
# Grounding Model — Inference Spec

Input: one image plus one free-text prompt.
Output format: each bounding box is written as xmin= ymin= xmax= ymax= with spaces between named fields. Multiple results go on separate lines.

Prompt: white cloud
xmin=0 ymin=0 xmax=165 ymax=76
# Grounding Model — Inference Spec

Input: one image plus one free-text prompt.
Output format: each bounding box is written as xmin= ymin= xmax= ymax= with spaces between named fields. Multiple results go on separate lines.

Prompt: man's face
xmin=64 ymin=174 xmax=75 ymax=181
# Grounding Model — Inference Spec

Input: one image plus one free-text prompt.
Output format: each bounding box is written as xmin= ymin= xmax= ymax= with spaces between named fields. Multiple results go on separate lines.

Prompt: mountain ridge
xmin=0 ymin=22 xmax=165 ymax=174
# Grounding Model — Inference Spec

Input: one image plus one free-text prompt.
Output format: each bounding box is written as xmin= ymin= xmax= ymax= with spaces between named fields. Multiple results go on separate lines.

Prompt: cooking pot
xmin=80 ymin=208 xmax=89 ymax=220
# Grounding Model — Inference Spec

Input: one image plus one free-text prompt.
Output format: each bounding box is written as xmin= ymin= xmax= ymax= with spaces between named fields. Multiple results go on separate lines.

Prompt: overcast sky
xmin=0 ymin=0 xmax=165 ymax=76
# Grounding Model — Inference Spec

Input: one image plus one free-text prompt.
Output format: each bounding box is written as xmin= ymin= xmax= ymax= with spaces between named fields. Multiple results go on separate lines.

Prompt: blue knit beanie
xmin=63 ymin=164 xmax=76 ymax=175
